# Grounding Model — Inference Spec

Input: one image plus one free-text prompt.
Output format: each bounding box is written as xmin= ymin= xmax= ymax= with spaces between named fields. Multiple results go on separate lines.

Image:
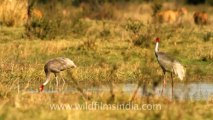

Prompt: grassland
xmin=0 ymin=1 xmax=213 ymax=120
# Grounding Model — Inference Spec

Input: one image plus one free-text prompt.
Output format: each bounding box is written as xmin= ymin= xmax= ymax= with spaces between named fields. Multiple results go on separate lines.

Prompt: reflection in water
xmin=155 ymin=83 xmax=213 ymax=100
xmin=28 ymin=83 xmax=213 ymax=101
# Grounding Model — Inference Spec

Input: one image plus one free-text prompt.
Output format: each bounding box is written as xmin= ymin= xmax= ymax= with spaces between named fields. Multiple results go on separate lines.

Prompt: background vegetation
xmin=0 ymin=0 xmax=213 ymax=119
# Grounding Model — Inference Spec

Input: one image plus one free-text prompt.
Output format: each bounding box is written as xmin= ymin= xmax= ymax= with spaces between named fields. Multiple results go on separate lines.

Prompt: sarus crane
xmin=39 ymin=57 xmax=77 ymax=92
xmin=155 ymin=37 xmax=186 ymax=98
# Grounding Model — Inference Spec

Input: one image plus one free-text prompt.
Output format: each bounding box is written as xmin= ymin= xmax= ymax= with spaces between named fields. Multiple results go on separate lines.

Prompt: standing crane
xmin=155 ymin=38 xmax=185 ymax=98
xmin=39 ymin=57 xmax=77 ymax=92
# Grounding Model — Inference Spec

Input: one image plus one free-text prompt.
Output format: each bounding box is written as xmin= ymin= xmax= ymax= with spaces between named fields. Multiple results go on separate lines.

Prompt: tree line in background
xmin=34 ymin=0 xmax=213 ymax=6
xmin=0 ymin=0 xmax=212 ymax=39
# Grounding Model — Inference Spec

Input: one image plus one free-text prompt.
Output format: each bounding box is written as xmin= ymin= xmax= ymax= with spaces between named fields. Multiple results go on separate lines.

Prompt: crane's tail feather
xmin=173 ymin=62 xmax=186 ymax=80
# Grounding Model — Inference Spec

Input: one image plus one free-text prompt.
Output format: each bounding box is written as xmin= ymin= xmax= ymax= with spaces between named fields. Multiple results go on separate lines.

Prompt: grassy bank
xmin=0 ymin=20 xmax=213 ymax=89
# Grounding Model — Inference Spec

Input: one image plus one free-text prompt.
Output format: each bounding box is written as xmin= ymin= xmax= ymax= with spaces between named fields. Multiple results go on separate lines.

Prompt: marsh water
xmin=30 ymin=82 xmax=213 ymax=101
xmin=84 ymin=83 xmax=213 ymax=101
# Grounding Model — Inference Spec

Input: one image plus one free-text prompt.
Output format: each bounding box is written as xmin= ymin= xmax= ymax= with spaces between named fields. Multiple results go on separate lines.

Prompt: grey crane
xmin=39 ymin=57 xmax=77 ymax=92
xmin=155 ymin=38 xmax=185 ymax=98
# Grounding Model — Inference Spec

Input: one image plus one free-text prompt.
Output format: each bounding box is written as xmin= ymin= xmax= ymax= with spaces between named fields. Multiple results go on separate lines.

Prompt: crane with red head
xmin=154 ymin=37 xmax=185 ymax=98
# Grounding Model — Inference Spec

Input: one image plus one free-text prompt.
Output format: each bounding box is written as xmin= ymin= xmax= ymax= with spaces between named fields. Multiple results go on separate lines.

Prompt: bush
xmin=80 ymin=3 xmax=116 ymax=20
xmin=133 ymin=35 xmax=151 ymax=48
xmin=151 ymin=3 xmax=162 ymax=16
xmin=124 ymin=19 xmax=144 ymax=34
xmin=72 ymin=0 xmax=132 ymax=6
xmin=186 ymin=0 xmax=206 ymax=5
xmin=24 ymin=18 xmax=60 ymax=39
xmin=124 ymin=19 xmax=153 ymax=48
xmin=206 ymin=0 xmax=213 ymax=5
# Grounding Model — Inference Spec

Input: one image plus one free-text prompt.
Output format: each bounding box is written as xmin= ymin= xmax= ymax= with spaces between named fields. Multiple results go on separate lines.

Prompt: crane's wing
xmin=156 ymin=52 xmax=186 ymax=80
xmin=173 ymin=61 xmax=186 ymax=80
xmin=156 ymin=52 xmax=176 ymax=72
xmin=45 ymin=57 xmax=76 ymax=74
xmin=54 ymin=57 xmax=76 ymax=70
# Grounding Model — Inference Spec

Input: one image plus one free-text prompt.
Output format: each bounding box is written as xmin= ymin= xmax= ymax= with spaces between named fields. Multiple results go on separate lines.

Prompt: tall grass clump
xmin=24 ymin=2 xmax=71 ymax=40
xmin=0 ymin=0 xmax=28 ymax=27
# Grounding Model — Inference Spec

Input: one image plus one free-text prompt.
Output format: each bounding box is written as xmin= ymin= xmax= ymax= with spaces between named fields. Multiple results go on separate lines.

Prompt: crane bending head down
xmin=39 ymin=57 xmax=77 ymax=92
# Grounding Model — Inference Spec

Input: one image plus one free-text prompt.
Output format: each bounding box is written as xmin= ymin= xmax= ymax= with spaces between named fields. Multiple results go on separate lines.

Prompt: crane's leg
xmin=161 ymin=72 xmax=166 ymax=95
xmin=171 ymin=73 xmax=174 ymax=99
xmin=130 ymin=80 xmax=142 ymax=102
xmin=54 ymin=73 xmax=59 ymax=91
xmin=109 ymin=79 xmax=115 ymax=101
xmin=59 ymin=73 xmax=66 ymax=91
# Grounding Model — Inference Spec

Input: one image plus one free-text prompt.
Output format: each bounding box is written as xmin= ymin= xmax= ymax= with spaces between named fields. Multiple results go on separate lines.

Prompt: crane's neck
xmin=43 ymin=79 xmax=49 ymax=85
xmin=155 ymin=42 xmax=159 ymax=53
xmin=43 ymin=74 xmax=50 ymax=86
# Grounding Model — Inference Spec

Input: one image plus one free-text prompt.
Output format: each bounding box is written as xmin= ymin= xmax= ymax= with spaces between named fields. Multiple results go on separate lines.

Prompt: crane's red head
xmin=39 ymin=85 xmax=44 ymax=92
xmin=155 ymin=37 xmax=160 ymax=42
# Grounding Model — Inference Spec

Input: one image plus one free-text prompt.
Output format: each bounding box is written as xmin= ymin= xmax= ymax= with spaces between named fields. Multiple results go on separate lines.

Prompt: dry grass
xmin=0 ymin=0 xmax=28 ymax=26
xmin=0 ymin=92 xmax=213 ymax=120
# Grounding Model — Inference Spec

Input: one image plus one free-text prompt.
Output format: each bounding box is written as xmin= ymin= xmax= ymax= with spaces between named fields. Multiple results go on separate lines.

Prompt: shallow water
xmin=85 ymin=83 xmax=213 ymax=101
xmin=28 ymin=82 xmax=213 ymax=101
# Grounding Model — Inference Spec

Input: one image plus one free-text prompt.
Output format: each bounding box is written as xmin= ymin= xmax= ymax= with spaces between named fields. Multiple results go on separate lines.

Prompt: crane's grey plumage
xmin=155 ymin=38 xmax=185 ymax=97
xmin=156 ymin=52 xmax=185 ymax=80
xmin=40 ymin=57 xmax=77 ymax=92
